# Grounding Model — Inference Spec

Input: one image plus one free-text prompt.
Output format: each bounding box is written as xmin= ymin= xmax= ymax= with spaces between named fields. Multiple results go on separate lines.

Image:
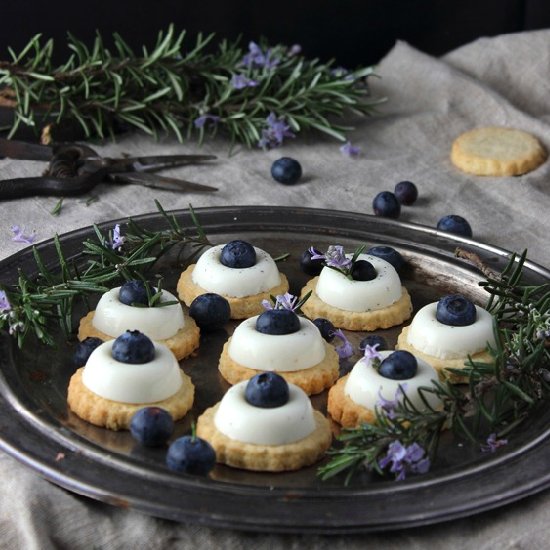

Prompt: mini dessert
xmin=197 ymin=372 xmax=332 ymax=471
xmin=396 ymin=294 xmax=496 ymax=383
xmin=68 ymin=330 xmax=194 ymax=430
xmin=78 ymin=280 xmax=200 ymax=361
xmin=300 ymin=245 xmax=412 ymax=331
xmin=328 ymin=348 xmax=442 ymax=428
xmin=177 ymin=240 xmax=289 ymax=319
xmin=218 ymin=294 xmax=340 ymax=395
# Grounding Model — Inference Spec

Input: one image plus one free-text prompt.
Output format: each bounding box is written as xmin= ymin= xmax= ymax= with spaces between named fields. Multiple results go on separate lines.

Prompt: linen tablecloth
xmin=1 ymin=30 xmax=549 ymax=549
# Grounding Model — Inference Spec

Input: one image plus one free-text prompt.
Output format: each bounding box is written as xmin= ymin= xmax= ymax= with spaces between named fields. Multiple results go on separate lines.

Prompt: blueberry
xmin=394 ymin=180 xmax=418 ymax=205
xmin=118 ymin=280 xmax=149 ymax=306
xmin=130 ymin=407 xmax=174 ymax=447
xmin=73 ymin=337 xmax=103 ymax=367
xmin=111 ymin=330 xmax=155 ymax=364
xmin=220 ymin=240 xmax=256 ymax=268
xmin=372 ymin=191 xmax=401 ymax=218
xmin=300 ymin=248 xmax=324 ymax=276
xmin=436 ymin=294 xmax=476 ymax=326
xmin=245 ymin=372 xmax=289 ymax=408
xmin=166 ymin=435 xmax=216 ymax=476
xmin=350 ymin=259 xmax=377 ymax=281
xmin=366 ymin=245 xmax=405 ymax=271
xmin=359 ymin=334 xmax=388 ymax=351
xmin=313 ymin=317 xmax=335 ymax=342
xmin=271 ymin=157 xmax=302 ymax=185
xmin=256 ymin=309 xmax=300 ymax=335
xmin=189 ymin=293 xmax=231 ymax=330
xmin=378 ymin=350 xmax=418 ymax=380
xmin=436 ymin=215 xmax=473 ymax=238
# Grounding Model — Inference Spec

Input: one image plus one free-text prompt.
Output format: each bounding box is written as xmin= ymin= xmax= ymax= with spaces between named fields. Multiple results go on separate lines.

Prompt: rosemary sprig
xmin=0 ymin=201 xmax=211 ymax=346
xmin=0 ymin=25 xmax=383 ymax=147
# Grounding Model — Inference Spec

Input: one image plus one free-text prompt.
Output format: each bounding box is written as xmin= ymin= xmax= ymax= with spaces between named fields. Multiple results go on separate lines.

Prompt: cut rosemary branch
xmin=0 ymin=201 xmax=211 ymax=347
xmin=0 ymin=25 xmax=383 ymax=147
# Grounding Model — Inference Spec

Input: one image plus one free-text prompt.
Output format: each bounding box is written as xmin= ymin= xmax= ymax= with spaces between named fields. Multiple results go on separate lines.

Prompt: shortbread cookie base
xmin=196 ymin=404 xmax=332 ymax=471
xmin=327 ymin=375 xmax=376 ymax=428
xmin=67 ymin=369 xmax=194 ymax=430
xmin=218 ymin=340 xmax=339 ymax=395
xmin=451 ymin=127 xmax=547 ymax=176
xmin=78 ymin=311 xmax=200 ymax=362
xmin=396 ymin=326 xmax=494 ymax=384
xmin=300 ymin=278 xmax=412 ymax=331
xmin=177 ymin=265 xmax=289 ymax=319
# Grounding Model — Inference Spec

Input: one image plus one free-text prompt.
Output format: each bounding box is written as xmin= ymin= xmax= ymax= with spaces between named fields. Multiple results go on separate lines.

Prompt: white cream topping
xmin=228 ymin=315 xmax=326 ymax=372
xmin=191 ymin=244 xmax=281 ymax=298
xmin=92 ymin=287 xmax=185 ymax=340
xmin=345 ymin=350 xmax=442 ymax=411
xmin=406 ymin=302 xmax=496 ymax=359
xmin=82 ymin=340 xmax=182 ymax=404
xmin=315 ymin=254 xmax=402 ymax=312
xmin=214 ymin=381 xmax=316 ymax=445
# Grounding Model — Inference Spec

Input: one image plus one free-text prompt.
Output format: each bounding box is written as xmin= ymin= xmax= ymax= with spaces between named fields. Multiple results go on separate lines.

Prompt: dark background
xmin=1 ymin=0 xmax=549 ymax=66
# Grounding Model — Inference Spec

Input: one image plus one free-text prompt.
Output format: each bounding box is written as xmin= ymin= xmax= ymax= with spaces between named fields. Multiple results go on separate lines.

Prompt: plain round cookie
xmin=450 ymin=127 xmax=547 ymax=176
xmin=196 ymin=403 xmax=332 ymax=471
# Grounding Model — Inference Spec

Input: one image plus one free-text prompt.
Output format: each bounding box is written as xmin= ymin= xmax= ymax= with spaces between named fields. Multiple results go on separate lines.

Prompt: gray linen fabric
xmin=0 ymin=29 xmax=549 ymax=548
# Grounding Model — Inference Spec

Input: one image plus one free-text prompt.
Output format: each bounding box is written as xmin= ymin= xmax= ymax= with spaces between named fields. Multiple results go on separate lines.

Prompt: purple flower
xmin=241 ymin=42 xmax=280 ymax=69
xmin=193 ymin=114 xmax=221 ymax=129
xmin=288 ymin=44 xmax=302 ymax=56
xmin=378 ymin=440 xmax=431 ymax=481
xmin=340 ymin=141 xmax=361 ymax=158
xmin=308 ymin=246 xmax=326 ymax=262
xmin=11 ymin=225 xmax=36 ymax=245
xmin=231 ymin=74 xmax=259 ymax=90
xmin=258 ymin=112 xmax=295 ymax=149
xmin=324 ymin=245 xmax=352 ymax=270
xmin=481 ymin=433 xmax=508 ymax=453
xmin=376 ymin=384 xmax=407 ymax=419
xmin=0 ymin=290 xmax=11 ymax=312
xmin=361 ymin=343 xmax=383 ymax=364
xmin=332 ymin=328 xmax=354 ymax=359
xmin=262 ymin=292 xmax=299 ymax=312
xmin=111 ymin=224 xmax=125 ymax=251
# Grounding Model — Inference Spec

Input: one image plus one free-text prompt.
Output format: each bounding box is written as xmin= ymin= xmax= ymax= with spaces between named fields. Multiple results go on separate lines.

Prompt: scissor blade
xmin=108 ymin=171 xmax=218 ymax=193
xmin=0 ymin=138 xmax=53 ymax=161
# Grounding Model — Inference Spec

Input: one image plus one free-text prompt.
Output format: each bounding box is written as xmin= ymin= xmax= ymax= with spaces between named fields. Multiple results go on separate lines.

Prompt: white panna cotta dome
xmin=406 ymin=302 xmax=496 ymax=359
xmin=315 ymin=253 xmax=402 ymax=312
xmin=192 ymin=244 xmax=281 ymax=298
xmin=92 ymin=287 xmax=185 ymax=340
xmin=214 ymin=380 xmax=316 ymax=445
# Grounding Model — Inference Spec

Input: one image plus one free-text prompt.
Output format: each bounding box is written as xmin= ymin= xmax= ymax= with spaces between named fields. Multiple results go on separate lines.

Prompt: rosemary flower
xmin=262 ymin=292 xmax=299 ymax=312
xmin=193 ymin=114 xmax=221 ymax=129
xmin=258 ymin=113 xmax=295 ymax=149
xmin=375 ymin=384 xmax=407 ymax=419
xmin=230 ymin=74 xmax=259 ymax=89
xmin=0 ymin=290 xmax=11 ymax=312
xmin=110 ymin=224 xmax=125 ymax=250
xmin=332 ymin=328 xmax=354 ymax=359
xmin=340 ymin=141 xmax=361 ymax=158
xmin=241 ymin=42 xmax=280 ymax=69
xmin=480 ymin=433 xmax=508 ymax=453
xmin=378 ymin=441 xmax=431 ymax=481
xmin=324 ymin=245 xmax=352 ymax=270
xmin=11 ymin=225 xmax=37 ymax=244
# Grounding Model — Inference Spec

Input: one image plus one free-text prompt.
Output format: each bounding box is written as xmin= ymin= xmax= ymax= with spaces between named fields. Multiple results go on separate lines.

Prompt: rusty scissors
xmin=0 ymin=138 xmax=218 ymax=200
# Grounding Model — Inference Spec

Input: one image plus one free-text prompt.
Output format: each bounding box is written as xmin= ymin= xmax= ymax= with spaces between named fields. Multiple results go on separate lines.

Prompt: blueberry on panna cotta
xmin=359 ymin=334 xmax=387 ymax=351
xmin=271 ymin=157 xmax=302 ymax=185
xmin=300 ymin=247 xmax=324 ymax=276
xmin=378 ymin=350 xmax=418 ymax=380
xmin=111 ymin=330 xmax=155 ymax=364
xmin=436 ymin=294 xmax=477 ymax=326
xmin=372 ymin=191 xmax=401 ymax=219
xmin=220 ymin=240 xmax=257 ymax=268
xmin=256 ymin=309 xmax=301 ymax=335
xmin=189 ymin=293 xmax=231 ymax=330
xmin=394 ymin=180 xmax=418 ymax=205
xmin=436 ymin=215 xmax=473 ymax=238
xmin=350 ymin=259 xmax=377 ymax=281
xmin=313 ymin=317 xmax=335 ymax=342
xmin=130 ymin=407 xmax=174 ymax=447
xmin=366 ymin=245 xmax=405 ymax=271
xmin=119 ymin=279 xmax=149 ymax=306
xmin=166 ymin=435 xmax=216 ymax=476
xmin=73 ymin=337 xmax=103 ymax=367
xmin=245 ymin=372 xmax=290 ymax=408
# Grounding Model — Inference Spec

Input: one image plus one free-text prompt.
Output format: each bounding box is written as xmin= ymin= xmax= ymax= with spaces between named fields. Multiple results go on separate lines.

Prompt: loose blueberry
xmin=166 ymin=435 xmax=216 ymax=475
xmin=313 ymin=317 xmax=335 ymax=342
xmin=372 ymin=191 xmax=401 ymax=218
xmin=378 ymin=350 xmax=418 ymax=380
xmin=300 ymin=248 xmax=324 ymax=276
xmin=111 ymin=330 xmax=155 ymax=364
xmin=436 ymin=215 xmax=473 ymax=238
xmin=359 ymin=334 xmax=388 ymax=351
xmin=220 ymin=240 xmax=256 ymax=268
xmin=394 ymin=180 xmax=418 ymax=205
xmin=350 ymin=259 xmax=377 ymax=281
xmin=189 ymin=293 xmax=231 ymax=330
xmin=436 ymin=294 xmax=477 ymax=327
xmin=366 ymin=245 xmax=405 ymax=271
xmin=130 ymin=407 xmax=174 ymax=447
xmin=271 ymin=157 xmax=303 ymax=185
xmin=118 ymin=279 xmax=149 ymax=306
xmin=256 ymin=309 xmax=300 ymax=335
xmin=73 ymin=337 xmax=103 ymax=367
xmin=245 ymin=372 xmax=289 ymax=408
